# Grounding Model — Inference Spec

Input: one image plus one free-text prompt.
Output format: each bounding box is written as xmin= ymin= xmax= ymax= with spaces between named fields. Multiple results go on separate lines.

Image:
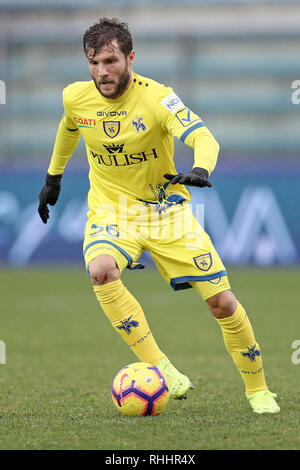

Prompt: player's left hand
xmin=164 ymin=167 xmax=212 ymax=188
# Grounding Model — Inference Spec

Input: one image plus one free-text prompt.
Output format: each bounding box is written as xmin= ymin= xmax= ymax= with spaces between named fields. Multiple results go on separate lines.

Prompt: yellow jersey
xmin=48 ymin=71 xmax=219 ymax=215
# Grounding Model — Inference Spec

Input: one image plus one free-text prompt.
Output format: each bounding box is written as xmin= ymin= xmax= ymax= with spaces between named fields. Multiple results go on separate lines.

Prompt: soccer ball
xmin=111 ymin=362 xmax=169 ymax=416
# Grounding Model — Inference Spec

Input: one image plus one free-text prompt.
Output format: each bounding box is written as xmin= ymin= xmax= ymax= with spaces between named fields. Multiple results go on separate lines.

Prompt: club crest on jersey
xmin=132 ymin=116 xmax=147 ymax=133
xmin=103 ymin=121 xmax=120 ymax=138
xmin=193 ymin=253 xmax=212 ymax=271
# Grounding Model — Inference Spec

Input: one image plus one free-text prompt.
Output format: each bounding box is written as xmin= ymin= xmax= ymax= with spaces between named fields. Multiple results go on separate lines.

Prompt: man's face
xmin=87 ymin=38 xmax=135 ymax=99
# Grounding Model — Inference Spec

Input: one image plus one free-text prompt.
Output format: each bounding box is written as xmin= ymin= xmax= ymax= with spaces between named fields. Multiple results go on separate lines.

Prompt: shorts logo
xmin=241 ymin=344 xmax=261 ymax=362
xmin=193 ymin=253 xmax=212 ymax=271
xmin=139 ymin=182 xmax=185 ymax=214
xmin=103 ymin=121 xmax=120 ymax=138
xmin=116 ymin=315 xmax=139 ymax=335
xmin=175 ymin=107 xmax=201 ymax=127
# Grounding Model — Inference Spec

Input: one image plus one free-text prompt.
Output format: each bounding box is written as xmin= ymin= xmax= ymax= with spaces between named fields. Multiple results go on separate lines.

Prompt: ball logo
xmin=112 ymin=362 xmax=169 ymax=416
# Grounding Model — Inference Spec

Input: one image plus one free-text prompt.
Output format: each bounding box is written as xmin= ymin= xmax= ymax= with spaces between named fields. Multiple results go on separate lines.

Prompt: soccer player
xmin=38 ymin=17 xmax=279 ymax=414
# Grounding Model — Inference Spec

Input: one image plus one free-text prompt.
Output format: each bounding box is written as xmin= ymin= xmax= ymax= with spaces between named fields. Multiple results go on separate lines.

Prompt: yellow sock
xmin=94 ymin=279 xmax=165 ymax=365
xmin=216 ymin=302 xmax=268 ymax=394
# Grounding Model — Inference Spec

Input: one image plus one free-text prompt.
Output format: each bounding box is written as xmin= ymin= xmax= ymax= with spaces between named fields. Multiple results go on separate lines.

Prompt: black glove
xmin=164 ymin=167 xmax=212 ymax=188
xmin=38 ymin=173 xmax=62 ymax=224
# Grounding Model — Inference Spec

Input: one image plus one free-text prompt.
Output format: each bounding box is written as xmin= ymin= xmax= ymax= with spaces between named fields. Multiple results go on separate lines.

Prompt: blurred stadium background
xmin=0 ymin=0 xmax=299 ymax=268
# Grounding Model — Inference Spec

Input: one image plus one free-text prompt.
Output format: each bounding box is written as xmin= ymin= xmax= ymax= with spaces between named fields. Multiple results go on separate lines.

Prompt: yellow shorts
xmin=83 ymin=202 xmax=230 ymax=301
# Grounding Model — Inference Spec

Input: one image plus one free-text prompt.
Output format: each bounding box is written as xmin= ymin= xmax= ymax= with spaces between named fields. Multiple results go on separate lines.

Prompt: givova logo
xmin=0 ymin=80 xmax=6 ymax=104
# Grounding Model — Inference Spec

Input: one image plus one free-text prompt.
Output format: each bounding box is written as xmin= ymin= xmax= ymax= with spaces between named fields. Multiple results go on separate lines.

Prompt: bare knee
xmin=206 ymin=290 xmax=237 ymax=319
xmin=88 ymin=254 xmax=121 ymax=286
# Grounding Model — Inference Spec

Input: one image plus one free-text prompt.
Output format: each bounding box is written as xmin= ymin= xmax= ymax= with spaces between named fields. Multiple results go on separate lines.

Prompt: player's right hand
xmin=38 ymin=173 xmax=62 ymax=224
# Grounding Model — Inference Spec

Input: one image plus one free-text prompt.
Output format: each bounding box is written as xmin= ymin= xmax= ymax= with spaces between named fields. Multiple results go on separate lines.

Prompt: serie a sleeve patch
xmin=160 ymin=92 xmax=185 ymax=114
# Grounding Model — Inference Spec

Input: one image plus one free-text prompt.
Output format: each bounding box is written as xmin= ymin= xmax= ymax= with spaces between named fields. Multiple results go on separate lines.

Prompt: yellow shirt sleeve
xmin=189 ymin=128 xmax=219 ymax=175
xmin=47 ymin=91 xmax=80 ymax=175
xmin=158 ymin=90 xmax=219 ymax=175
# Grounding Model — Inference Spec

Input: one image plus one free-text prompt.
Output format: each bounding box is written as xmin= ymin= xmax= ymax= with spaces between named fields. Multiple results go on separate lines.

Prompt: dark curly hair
xmin=83 ymin=17 xmax=133 ymax=58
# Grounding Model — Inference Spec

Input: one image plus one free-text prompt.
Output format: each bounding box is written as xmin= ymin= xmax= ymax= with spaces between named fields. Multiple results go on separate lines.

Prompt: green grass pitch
xmin=0 ymin=266 xmax=299 ymax=450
